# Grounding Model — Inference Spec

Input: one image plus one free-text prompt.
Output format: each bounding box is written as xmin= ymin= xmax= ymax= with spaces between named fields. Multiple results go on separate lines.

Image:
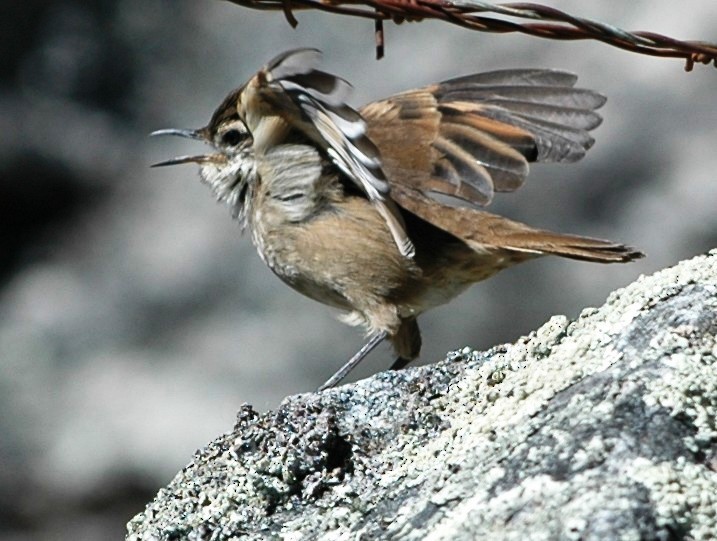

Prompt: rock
xmin=127 ymin=250 xmax=717 ymax=540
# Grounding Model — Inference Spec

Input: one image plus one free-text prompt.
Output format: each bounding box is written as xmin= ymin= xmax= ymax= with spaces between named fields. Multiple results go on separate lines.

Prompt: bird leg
xmin=318 ymin=330 xmax=388 ymax=391
xmin=388 ymin=317 xmax=421 ymax=371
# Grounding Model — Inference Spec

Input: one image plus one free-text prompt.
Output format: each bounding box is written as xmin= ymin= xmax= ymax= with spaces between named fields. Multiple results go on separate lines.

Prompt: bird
xmin=151 ymin=48 xmax=643 ymax=390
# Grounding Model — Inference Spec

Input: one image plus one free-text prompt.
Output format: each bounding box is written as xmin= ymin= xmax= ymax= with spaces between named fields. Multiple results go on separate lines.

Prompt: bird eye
xmin=221 ymin=129 xmax=244 ymax=146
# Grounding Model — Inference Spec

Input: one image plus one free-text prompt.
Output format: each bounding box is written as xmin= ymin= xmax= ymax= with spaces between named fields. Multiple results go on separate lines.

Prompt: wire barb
xmin=280 ymin=0 xmax=298 ymax=27
xmin=224 ymin=0 xmax=717 ymax=69
xmin=375 ymin=17 xmax=385 ymax=59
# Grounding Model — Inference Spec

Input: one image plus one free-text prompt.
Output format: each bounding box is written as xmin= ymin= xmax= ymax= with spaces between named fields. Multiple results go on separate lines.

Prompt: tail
xmin=491 ymin=228 xmax=644 ymax=263
xmin=391 ymin=185 xmax=644 ymax=264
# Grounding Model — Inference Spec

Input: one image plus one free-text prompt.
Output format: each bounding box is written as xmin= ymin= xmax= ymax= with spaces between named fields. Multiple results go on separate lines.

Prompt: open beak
xmin=150 ymin=127 xmax=214 ymax=167
xmin=151 ymin=155 xmax=216 ymax=167
xmin=150 ymin=128 xmax=206 ymax=140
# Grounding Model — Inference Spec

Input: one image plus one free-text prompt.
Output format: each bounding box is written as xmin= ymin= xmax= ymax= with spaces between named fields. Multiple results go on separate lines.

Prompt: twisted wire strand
xmin=225 ymin=0 xmax=717 ymax=68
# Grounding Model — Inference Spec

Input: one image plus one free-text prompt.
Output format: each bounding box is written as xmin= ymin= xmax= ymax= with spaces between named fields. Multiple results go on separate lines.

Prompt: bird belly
xmin=251 ymin=196 xmax=421 ymax=333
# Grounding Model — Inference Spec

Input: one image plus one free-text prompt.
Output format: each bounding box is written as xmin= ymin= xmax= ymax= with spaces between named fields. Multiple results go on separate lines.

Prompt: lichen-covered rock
xmin=127 ymin=250 xmax=717 ymax=540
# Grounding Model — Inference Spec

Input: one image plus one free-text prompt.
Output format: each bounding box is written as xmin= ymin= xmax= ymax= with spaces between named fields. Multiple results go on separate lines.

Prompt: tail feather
xmin=497 ymin=229 xmax=644 ymax=263
xmin=391 ymin=185 xmax=644 ymax=264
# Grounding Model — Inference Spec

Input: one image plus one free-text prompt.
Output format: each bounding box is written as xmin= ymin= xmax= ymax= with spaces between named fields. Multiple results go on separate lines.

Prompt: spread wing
xmin=240 ymin=48 xmax=415 ymax=258
xmin=361 ymin=69 xmax=606 ymax=207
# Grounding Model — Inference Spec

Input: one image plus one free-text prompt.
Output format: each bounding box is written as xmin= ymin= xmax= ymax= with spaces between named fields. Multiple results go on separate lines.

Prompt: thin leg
xmin=318 ymin=330 xmax=388 ymax=391
xmin=389 ymin=318 xmax=420 ymax=371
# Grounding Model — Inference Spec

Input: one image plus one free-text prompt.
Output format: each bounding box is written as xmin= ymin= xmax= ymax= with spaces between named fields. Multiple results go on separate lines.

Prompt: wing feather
xmin=432 ymin=136 xmax=495 ymax=204
xmin=437 ymin=85 xmax=606 ymax=109
xmin=442 ymin=69 xmax=579 ymax=87
xmin=363 ymin=69 xmax=606 ymax=208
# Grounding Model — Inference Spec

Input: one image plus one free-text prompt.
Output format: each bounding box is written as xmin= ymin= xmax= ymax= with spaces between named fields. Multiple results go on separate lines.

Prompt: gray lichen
xmin=127 ymin=250 xmax=717 ymax=541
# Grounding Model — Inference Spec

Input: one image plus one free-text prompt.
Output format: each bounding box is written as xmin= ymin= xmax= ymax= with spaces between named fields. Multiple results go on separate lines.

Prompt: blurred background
xmin=1 ymin=1 xmax=715 ymax=539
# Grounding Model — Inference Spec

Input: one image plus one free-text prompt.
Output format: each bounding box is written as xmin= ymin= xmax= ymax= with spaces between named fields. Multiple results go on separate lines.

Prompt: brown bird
xmin=152 ymin=49 xmax=643 ymax=390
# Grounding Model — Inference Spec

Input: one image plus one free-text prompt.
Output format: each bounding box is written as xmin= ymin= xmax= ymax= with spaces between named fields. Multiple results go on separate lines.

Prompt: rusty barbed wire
xmin=224 ymin=0 xmax=717 ymax=66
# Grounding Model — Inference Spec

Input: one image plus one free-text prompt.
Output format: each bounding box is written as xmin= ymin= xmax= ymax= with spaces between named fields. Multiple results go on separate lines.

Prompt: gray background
xmin=1 ymin=1 xmax=715 ymax=539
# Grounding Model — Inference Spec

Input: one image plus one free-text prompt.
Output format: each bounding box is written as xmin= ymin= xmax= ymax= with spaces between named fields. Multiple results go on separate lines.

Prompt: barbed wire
xmin=225 ymin=0 xmax=717 ymax=67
